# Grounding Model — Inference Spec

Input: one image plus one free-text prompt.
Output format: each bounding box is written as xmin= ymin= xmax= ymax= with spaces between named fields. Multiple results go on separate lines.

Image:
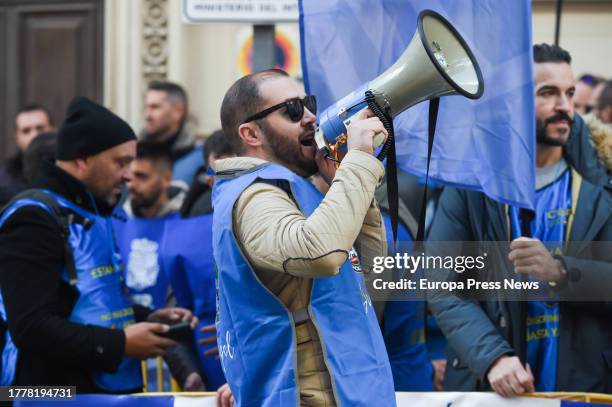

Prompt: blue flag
xmin=300 ymin=0 xmax=535 ymax=209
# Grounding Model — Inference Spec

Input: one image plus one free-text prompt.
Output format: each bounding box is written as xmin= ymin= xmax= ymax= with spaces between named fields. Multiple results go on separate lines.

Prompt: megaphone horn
xmin=314 ymin=9 xmax=485 ymax=157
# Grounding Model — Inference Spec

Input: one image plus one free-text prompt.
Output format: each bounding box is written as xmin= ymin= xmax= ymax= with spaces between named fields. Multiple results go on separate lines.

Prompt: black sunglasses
xmin=243 ymin=95 xmax=317 ymax=124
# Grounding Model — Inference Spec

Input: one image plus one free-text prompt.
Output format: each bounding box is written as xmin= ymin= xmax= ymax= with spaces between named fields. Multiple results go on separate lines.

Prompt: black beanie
xmin=56 ymin=96 xmax=136 ymax=160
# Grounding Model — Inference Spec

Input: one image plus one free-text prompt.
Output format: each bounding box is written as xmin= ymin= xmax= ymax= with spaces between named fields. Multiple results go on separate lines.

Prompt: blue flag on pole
xmin=299 ymin=0 xmax=535 ymax=209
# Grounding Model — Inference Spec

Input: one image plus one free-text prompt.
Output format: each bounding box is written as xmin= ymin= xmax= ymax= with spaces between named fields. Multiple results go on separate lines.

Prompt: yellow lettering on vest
xmin=90 ymin=265 xmax=116 ymax=279
xmin=527 ymin=328 xmax=550 ymax=341
xmin=526 ymin=313 xmax=559 ymax=326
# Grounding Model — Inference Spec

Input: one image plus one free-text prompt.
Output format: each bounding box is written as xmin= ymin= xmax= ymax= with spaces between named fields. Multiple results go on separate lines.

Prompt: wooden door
xmin=0 ymin=0 xmax=103 ymax=160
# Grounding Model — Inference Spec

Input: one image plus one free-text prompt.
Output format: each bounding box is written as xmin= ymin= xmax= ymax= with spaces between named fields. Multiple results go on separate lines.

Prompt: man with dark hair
xmin=14 ymin=103 xmax=54 ymax=153
xmin=0 ymin=103 xmax=54 ymax=205
xmin=212 ymin=69 xmax=396 ymax=406
xmin=595 ymin=80 xmax=612 ymax=124
xmin=0 ymin=96 xmax=195 ymax=391
xmin=141 ymin=81 xmax=204 ymax=187
xmin=530 ymin=46 xmax=610 ymax=187
xmin=429 ymin=43 xmax=611 ymax=397
xmin=532 ymin=43 xmax=573 ymax=151
xmin=124 ymin=141 xmax=184 ymax=219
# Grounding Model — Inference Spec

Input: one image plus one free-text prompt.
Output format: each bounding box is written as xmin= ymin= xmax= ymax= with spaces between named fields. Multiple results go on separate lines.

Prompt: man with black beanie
xmin=0 ymin=96 xmax=196 ymax=393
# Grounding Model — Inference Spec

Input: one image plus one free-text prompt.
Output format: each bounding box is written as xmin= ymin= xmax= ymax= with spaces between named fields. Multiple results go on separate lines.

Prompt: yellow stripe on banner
xmin=141 ymin=360 xmax=148 ymax=393
xmin=157 ymin=357 xmax=164 ymax=392
xmin=529 ymin=392 xmax=612 ymax=404
xmin=171 ymin=377 xmax=181 ymax=392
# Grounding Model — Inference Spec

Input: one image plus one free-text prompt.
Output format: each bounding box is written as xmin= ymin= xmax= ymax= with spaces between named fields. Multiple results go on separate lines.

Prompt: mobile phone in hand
xmin=157 ymin=322 xmax=193 ymax=343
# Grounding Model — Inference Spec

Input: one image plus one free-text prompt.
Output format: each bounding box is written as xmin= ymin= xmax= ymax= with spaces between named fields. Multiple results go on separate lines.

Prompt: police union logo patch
xmin=126 ymin=238 xmax=160 ymax=290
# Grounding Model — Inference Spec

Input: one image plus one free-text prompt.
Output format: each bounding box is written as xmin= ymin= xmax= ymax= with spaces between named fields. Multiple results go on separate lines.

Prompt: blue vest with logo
xmin=212 ymin=163 xmax=395 ymax=407
xmin=0 ymin=190 xmax=142 ymax=391
xmin=510 ymin=169 xmax=571 ymax=391
xmin=113 ymin=213 xmax=178 ymax=310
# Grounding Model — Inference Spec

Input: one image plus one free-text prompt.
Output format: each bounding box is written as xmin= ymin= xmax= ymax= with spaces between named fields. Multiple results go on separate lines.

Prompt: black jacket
xmin=0 ymin=153 xmax=27 ymax=207
xmin=0 ymin=161 xmax=141 ymax=393
xmin=428 ymin=169 xmax=612 ymax=393
xmin=180 ymin=166 xmax=213 ymax=218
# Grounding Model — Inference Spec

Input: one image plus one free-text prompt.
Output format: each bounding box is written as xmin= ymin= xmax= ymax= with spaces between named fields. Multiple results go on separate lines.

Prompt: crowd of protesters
xmin=0 ymin=43 xmax=610 ymax=406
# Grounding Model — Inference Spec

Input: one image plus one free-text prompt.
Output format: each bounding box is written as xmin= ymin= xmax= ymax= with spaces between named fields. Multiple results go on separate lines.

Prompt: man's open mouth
xmin=300 ymin=134 xmax=315 ymax=147
xmin=549 ymin=119 xmax=570 ymax=126
xmin=300 ymin=138 xmax=315 ymax=147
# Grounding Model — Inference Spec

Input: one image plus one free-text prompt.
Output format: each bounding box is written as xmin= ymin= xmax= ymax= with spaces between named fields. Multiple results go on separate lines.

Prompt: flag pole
xmin=554 ymin=0 xmax=563 ymax=45
xmin=253 ymin=25 xmax=276 ymax=72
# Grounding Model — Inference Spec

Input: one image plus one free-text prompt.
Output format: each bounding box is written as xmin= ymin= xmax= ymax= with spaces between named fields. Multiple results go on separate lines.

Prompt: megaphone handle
xmin=373 ymin=132 xmax=386 ymax=150
xmin=361 ymin=91 xmax=393 ymax=161
xmin=364 ymin=90 xmax=399 ymax=245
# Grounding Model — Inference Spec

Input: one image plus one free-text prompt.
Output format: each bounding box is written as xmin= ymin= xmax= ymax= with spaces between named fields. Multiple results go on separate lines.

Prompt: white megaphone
xmin=314 ymin=9 xmax=484 ymax=157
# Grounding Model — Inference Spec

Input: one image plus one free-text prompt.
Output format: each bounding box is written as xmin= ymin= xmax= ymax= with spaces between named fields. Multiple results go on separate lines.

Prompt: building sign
xmin=183 ymin=0 xmax=299 ymax=23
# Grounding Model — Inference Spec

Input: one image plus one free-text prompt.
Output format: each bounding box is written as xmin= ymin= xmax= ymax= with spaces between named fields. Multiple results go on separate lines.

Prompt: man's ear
xmin=74 ymin=157 xmax=90 ymax=172
xmin=172 ymin=103 xmax=186 ymax=124
xmin=238 ymin=122 xmax=264 ymax=148
xmin=162 ymin=169 xmax=172 ymax=189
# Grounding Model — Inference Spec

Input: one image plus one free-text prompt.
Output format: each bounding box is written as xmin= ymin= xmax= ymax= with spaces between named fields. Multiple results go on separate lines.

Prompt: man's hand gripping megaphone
xmin=314 ymin=108 xmax=388 ymax=184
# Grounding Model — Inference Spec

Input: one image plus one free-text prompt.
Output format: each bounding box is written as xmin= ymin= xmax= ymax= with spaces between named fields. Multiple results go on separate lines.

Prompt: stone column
xmin=104 ymin=0 xmax=145 ymax=130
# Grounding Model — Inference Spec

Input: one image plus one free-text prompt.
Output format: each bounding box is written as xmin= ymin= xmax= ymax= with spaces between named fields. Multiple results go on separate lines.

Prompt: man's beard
xmin=130 ymin=186 xmax=162 ymax=213
xmin=85 ymin=169 xmax=126 ymax=208
xmin=258 ymin=120 xmax=318 ymax=177
xmin=536 ymin=111 xmax=573 ymax=147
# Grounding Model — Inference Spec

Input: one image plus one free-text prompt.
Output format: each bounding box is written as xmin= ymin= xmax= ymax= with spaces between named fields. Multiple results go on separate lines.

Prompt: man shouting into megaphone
xmin=211 ymin=69 xmax=396 ymax=407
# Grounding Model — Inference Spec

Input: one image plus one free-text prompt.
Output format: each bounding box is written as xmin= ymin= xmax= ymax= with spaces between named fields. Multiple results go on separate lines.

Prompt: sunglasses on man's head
xmin=243 ymin=95 xmax=317 ymax=124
